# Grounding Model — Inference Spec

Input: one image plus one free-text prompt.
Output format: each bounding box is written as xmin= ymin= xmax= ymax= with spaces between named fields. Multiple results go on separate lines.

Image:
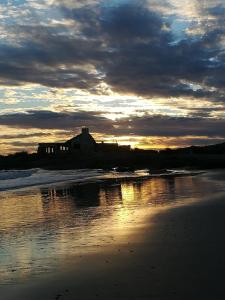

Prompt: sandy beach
xmin=2 ymin=183 xmax=225 ymax=300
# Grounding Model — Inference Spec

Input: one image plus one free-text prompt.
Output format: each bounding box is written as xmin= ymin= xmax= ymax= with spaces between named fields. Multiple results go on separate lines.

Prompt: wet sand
xmin=2 ymin=192 xmax=225 ymax=300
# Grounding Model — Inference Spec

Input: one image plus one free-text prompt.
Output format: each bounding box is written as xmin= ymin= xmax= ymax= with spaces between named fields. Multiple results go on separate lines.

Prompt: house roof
xmin=65 ymin=132 xmax=96 ymax=145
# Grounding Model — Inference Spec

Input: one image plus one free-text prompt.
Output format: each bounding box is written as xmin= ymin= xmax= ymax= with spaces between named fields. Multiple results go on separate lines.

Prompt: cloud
xmin=0 ymin=133 xmax=50 ymax=139
xmin=0 ymin=110 xmax=225 ymax=140
xmin=4 ymin=141 xmax=38 ymax=147
xmin=94 ymin=2 xmax=224 ymax=100
xmin=0 ymin=0 xmax=224 ymax=103
xmin=114 ymin=115 xmax=225 ymax=138
xmin=0 ymin=110 xmax=113 ymax=131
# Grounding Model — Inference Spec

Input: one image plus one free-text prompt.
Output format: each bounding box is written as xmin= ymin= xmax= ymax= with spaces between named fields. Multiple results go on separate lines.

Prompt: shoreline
xmin=2 ymin=190 xmax=225 ymax=299
xmin=0 ymin=168 xmax=204 ymax=193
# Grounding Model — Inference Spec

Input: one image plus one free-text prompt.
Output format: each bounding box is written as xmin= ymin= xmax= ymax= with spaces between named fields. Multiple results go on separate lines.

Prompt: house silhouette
xmin=37 ymin=127 xmax=131 ymax=155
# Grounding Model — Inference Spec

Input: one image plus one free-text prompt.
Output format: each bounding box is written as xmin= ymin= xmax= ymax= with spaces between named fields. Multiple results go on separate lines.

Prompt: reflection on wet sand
xmin=0 ymin=173 xmax=221 ymax=283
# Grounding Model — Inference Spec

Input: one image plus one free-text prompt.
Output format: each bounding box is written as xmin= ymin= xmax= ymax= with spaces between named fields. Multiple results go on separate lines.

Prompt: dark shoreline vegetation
xmin=1 ymin=142 xmax=225 ymax=170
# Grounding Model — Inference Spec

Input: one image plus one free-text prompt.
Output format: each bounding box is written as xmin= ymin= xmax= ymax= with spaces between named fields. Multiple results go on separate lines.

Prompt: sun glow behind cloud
xmin=0 ymin=0 xmax=225 ymax=153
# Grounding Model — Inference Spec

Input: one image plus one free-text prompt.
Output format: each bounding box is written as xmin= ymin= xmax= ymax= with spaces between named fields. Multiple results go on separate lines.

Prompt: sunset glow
xmin=0 ymin=0 xmax=225 ymax=153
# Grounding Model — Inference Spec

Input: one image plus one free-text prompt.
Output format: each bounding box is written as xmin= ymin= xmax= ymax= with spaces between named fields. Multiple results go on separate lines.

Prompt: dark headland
xmin=1 ymin=127 xmax=225 ymax=170
xmin=0 ymin=128 xmax=225 ymax=170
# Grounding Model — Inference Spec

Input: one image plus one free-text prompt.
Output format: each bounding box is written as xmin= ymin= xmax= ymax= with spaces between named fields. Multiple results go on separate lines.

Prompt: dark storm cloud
xmin=0 ymin=1 xmax=224 ymax=102
xmin=208 ymin=4 xmax=225 ymax=17
xmin=97 ymin=3 xmax=221 ymax=99
xmin=114 ymin=115 xmax=225 ymax=138
xmin=0 ymin=110 xmax=113 ymax=131
xmin=0 ymin=110 xmax=225 ymax=140
xmin=100 ymin=3 xmax=164 ymax=41
xmin=0 ymin=30 xmax=104 ymax=88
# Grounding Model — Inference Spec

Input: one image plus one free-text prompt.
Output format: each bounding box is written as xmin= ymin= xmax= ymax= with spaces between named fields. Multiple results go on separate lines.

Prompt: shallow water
xmin=0 ymin=169 xmax=225 ymax=284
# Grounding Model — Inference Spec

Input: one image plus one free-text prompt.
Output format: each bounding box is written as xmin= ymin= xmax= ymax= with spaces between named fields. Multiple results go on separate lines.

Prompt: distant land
xmin=1 ymin=141 xmax=225 ymax=170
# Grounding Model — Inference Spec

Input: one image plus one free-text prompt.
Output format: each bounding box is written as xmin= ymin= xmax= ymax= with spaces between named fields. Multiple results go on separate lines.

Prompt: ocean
xmin=0 ymin=168 xmax=224 ymax=285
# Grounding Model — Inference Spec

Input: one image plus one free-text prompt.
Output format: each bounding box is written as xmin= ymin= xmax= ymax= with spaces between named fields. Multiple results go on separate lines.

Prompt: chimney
xmin=82 ymin=127 xmax=89 ymax=135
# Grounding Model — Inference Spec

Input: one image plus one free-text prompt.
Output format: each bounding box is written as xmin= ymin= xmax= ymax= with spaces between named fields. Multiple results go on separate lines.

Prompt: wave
xmin=0 ymin=169 xmax=107 ymax=191
xmin=0 ymin=168 xmax=202 ymax=192
xmin=0 ymin=169 xmax=36 ymax=181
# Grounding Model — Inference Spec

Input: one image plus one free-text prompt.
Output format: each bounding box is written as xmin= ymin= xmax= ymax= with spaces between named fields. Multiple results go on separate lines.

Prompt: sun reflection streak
xmin=0 ymin=173 xmax=216 ymax=283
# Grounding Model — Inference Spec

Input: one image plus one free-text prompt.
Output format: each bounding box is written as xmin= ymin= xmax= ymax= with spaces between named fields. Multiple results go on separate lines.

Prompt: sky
xmin=0 ymin=0 xmax=225 ymax=154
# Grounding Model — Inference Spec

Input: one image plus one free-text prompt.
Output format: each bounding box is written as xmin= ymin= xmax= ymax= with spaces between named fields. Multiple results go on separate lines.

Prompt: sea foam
xmin=0 ymin=169 xmax=106 ymax=191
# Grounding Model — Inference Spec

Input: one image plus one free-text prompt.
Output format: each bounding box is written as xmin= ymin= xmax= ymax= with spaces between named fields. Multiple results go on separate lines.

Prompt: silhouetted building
xmin=37 ymin=127 xmax=131 ymax=155
xmin=65 ymin=127 xmax=96 ymax=153
xmin=97 ymin=142 xmax=131 ymax=152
